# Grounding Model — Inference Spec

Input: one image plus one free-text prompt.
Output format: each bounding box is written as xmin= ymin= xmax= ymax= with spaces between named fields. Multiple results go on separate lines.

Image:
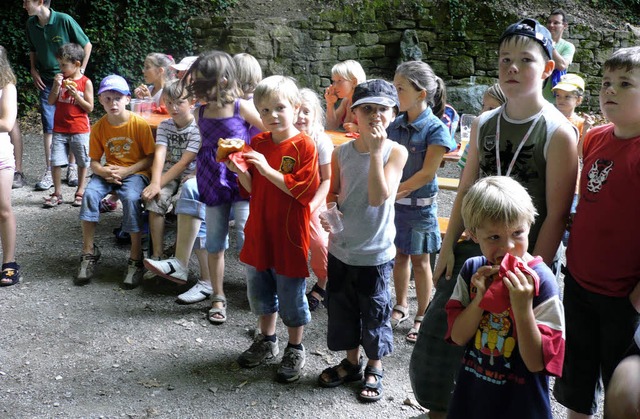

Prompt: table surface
xmin=326 ymin=130 xmax=358 ymax=147
xmin=138 ymin=112 xmax=171 ymax=129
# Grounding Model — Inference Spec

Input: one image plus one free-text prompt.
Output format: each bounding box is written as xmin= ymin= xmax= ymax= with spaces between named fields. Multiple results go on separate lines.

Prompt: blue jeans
xmin=174 ymin=177 xmax=206 ymax=249
xmin=39 ymin=82 xmax=55 ymax=134
xmin=245 ymin=265 xmax=310 ymax=328
xmin=80 ymin=174 xmax=148 ymax=233
xmin=204 ymin=200 xmax=249 ymax=253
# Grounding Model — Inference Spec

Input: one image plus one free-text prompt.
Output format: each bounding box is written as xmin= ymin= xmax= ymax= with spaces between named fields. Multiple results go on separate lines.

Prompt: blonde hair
xmin=233 ymin=53 xmax=262 ymax=98
xmin=462 ymin=176 xmax=537 ymax=233
xmin=485 ymin=83 xmax=507 ymax=106
xmin=253 ymin=76 xmax=300 ymax=109
xmin=331 ymin=60 xmax=366 ymax=86
xmin=0 ymin=46 xmax=17 ymax=87
xmin=298 ymin=88 xmax=325 ymax=140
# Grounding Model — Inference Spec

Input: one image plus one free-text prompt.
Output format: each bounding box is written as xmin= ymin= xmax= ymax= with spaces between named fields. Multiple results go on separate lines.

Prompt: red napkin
xmin=152 ymin=104 xmax=169 ymax=114
xmin=478 ymin=253 xmax=540 ymax=313
xmin=345 ymin=132 xmax=360 ymax=138
xmin=222 ymin=145 xmax=253 ymax=173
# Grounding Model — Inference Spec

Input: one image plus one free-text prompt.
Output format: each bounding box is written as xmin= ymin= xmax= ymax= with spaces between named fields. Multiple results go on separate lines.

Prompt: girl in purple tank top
xmin=183 ymin=51 xmax=264 ymax=324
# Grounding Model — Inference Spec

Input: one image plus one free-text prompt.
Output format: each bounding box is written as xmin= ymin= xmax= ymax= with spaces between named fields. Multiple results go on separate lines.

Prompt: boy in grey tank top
xmin=317 ymin=80 xmax=408 ymax=403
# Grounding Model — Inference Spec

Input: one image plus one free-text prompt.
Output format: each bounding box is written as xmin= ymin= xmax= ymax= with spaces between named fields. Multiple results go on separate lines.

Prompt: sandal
xmin=0 ymin=262 xmax=20 ymax=287
xmin=43 ymin=193 xmax=63 ymax=208
xmin=406 ymin=315 xmax=424 ymax=344
xmin=318 ymin=357 xmax=364 ymax=388
xmin=208 ymin=294 xmax=227 ymax=325
xmin=358 ymin=365 xmax=384 ymax=403
xmin=306 ymin=283 xmax=326 ymax=311
xmin=390 ymin=304 xmax=410 ymax=329
xmin=72 ymin=192 xmax=83 ymax=207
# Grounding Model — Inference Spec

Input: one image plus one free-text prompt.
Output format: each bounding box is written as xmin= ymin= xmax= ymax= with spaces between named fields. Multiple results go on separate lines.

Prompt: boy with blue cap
xmin=76 ymin=75 xmax=155 ymax=289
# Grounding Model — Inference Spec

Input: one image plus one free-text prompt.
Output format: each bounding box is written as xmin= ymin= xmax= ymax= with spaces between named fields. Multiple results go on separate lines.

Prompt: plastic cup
xmin=130 ymin=99 xmax=141 ymax=114
xmin=460 ymin=114 xmax=475 ymax=143
xmin=139 ymin=98 xmax=153 ymax=118
xmin=321 ymin=202 xmax=344 ymax=234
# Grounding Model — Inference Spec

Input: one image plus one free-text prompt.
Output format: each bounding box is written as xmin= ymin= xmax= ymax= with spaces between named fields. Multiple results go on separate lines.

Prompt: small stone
xmin=195 ymin=338 xmax=203 ymax=343
xmin=55 ymin=375 xmax=62 ymax=380
xmin=208 ymin=387 xmax=218 ymax=394
xmin=53 ymin=402 xmax=60 ymax=407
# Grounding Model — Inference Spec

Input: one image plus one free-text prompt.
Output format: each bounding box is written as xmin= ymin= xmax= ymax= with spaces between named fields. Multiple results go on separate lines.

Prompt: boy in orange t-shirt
xmin=76 ymin=75 xmax=155 ymax=289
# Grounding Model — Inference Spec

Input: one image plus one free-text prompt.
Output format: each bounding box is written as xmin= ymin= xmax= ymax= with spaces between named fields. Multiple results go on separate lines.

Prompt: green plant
xmin=0 ymin=0 xmax=235 ymax=118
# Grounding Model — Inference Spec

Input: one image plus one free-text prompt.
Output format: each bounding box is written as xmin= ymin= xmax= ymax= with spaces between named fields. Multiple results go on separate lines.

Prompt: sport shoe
xmin=143 ymin=257 xmax=188 ymax=284
xmin=277 ymin=345 xmax=306 ymax=383
xmin=142 ymin=256 xmax=160 ymax=280
xmin=12 ymin=171 xmax=25 ymax=189
xmin=0 ymin=262 xmax=21 ymax=287
xmin=176 ymin=280 xmax=212 ymax=304
xmin=238 ymin=337 xmax=279 ymax=368
xmin=35 ymin=170 xmax=53 ymax=191
xmin=75 ymin=245 xmax=101 ymax=285
xmin=67 ymin=164 xmax=78 ymax=187
xmin=122 ymin=258 xmax=143 ymax=289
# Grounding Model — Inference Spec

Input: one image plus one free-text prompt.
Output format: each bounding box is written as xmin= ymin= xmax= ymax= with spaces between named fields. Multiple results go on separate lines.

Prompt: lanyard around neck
xmin=495 ymin=108 xmax=543 ymax=177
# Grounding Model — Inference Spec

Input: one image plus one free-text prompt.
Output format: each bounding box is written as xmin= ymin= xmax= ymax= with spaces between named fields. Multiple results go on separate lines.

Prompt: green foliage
xmin=0 ymin=0 xmax=235 ymax=117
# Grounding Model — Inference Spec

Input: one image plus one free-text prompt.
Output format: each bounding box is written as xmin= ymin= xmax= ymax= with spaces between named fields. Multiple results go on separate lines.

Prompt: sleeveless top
xmin=54 ymin=75 xmax=90 ymax=134
xmin=476 ymin=102 xmax=572 ymax=247
xmin=328 ymin=140 xmax=396 ymax=266
xmin=196 ymin=100 xmax=252 ymax=206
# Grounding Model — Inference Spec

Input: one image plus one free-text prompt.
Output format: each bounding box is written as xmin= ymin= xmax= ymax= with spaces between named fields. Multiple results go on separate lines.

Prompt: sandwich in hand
xmin=216 ymin=138 xmax=245 ymax=162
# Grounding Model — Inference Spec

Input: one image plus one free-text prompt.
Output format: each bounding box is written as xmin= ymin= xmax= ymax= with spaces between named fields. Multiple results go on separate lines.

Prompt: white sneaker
xmin=143 ymin=257 xmax=188 ymax=284
xmin=35 ymin=170 xmax=53 ymax=191
xmin=143 ymin=257 xmax=160 ymax=280
xmin=177 ymin=280 xmax=212 ymax=304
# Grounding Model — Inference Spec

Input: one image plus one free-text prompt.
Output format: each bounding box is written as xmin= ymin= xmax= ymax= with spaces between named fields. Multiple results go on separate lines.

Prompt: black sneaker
xmin=12 ymin=171 xmax=25 ymax=189
xmin=0 ymin=262 xmax=20 ymax=286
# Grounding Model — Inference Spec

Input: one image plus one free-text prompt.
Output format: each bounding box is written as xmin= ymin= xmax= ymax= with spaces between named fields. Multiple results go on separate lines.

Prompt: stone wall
xmin=189 ymin=2 xmax=638 ymax=114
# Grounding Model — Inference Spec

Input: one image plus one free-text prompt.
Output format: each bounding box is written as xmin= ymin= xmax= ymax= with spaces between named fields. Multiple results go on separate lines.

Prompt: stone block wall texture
xmin=189 ymin=2 xmax=638 ymax=114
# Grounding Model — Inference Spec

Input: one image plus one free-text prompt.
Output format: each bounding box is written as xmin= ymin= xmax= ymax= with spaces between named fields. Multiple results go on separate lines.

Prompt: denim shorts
xmin=39 ymin=83 xmax=55 ymax=134
xmin=394 ymin=202 xmax=441 ymax=255
xmin=204 ymin=200 xmax=249 ymax=253
xmin=144 ymin=179 xmax=180 ymax=215
xmin=245 ymin=265 xmax=310 ymax=328
xmin=80 ymin=174 xmax=148 ymax=233
xmin=51 ymin=132 xmax=90 ymax=167
xmin=174 ymin=177 xmax=206 ymax=249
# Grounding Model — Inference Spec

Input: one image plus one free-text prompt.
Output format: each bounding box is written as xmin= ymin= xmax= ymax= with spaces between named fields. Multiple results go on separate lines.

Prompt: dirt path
xmin=0 ymin=133 xmax=598 ymax=418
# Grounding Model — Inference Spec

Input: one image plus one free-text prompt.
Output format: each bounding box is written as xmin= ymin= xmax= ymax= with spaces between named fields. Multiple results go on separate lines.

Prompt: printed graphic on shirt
xmin=585 ymin=158 xmax=613 ymax=195
xmin=106 ymin=137 xmax=134 ymax=160
xmin=280 ymin=156 xmax=296 ymax=174
xmin=481 ymin=138 xmax=537 ymax=183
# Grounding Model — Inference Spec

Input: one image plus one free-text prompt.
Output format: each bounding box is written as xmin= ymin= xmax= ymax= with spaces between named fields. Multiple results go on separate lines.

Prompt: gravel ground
xmin=0 ymin=133 xmax=600 ymax=418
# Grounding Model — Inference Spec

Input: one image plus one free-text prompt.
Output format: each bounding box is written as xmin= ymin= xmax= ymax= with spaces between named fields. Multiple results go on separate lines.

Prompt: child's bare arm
xmin=450 ymin=265 xmax=496 ymax=345
xmin=397 ymin=144 xmax=447 ymax=199
xmin=534 ymin=124 xmax=578 ymax=264
xmin=159 ymin=151 xmax=196 ymax=187
xmin=366 ymin=125 xmax=408 ymax=207
xmin=309 ymin=163 xmax=331 ymax=213
xmin=326 ymin=148 xmax=341 ymax=204
xmin=90 ymin=160 xmax=111 ymax=180
xmin=71 ymin=79 xmax=94 ymax=113
xmin=239 ymin=100 xmax=266 ymax=133
xmin=225 ymin=160 xmax=253 ymax=193
xmin=48 ymin=74 xmax=62 ymax=105
xmin=504 ymin=268 xmax=545 ymax=372
xmin=0 ymin=83 xmax=17 ymax=133
xmin=141 ymin=145 xmax=167 ymax=201
xmin=242 ymin=150 xmax=292 ymax=196
xmin=110 ymin=154 xmax=154 ymax=181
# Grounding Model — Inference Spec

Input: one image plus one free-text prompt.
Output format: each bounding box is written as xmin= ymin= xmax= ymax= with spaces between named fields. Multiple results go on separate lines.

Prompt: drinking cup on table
xmin=140 ymin=98 xmax=154 ymax=118
xmin=321 ymin=202 xmax=344 ymax=234
xmin=460 ymin=114 xmax=475 ymax=144
xmin=130 ymin=99 xmax=141 ymax=114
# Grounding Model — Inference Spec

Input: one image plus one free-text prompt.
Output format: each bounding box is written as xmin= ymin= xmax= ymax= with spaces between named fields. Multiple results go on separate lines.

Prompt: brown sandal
xmin=43 ymin=193 xmax=63 ymax=208
xmin=72 ymin=192 xmax=83 ymax=207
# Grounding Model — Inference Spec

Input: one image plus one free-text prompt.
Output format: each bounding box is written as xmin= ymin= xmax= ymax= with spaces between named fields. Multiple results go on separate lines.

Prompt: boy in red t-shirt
xmin=554 ymin=46 xmax=640 ymax=418
xmin=44 ymin=43 xmax=93 ymax=208
xmin=226 ymin=75 xmax=319 ymax=384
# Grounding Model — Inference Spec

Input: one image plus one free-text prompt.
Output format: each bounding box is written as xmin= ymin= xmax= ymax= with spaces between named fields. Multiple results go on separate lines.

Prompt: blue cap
xmin=98 ymin=75 xmax=130 ymax=95
xmin=350 ymin=79 xmax=399 ymax=111
xmin=499 ymin=18 xmax=554 ymax=59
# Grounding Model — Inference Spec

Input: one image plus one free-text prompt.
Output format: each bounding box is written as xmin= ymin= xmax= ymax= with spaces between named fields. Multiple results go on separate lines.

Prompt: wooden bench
xmin=438 ymin=177 xmax=460 ymax=191
xmin=438 ymin=217 xmax=449 ymax=239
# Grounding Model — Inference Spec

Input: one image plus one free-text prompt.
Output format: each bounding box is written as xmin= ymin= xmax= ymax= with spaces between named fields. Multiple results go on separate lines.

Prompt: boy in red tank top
xmin=44 ymin=43 xmax=93 ymax=208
